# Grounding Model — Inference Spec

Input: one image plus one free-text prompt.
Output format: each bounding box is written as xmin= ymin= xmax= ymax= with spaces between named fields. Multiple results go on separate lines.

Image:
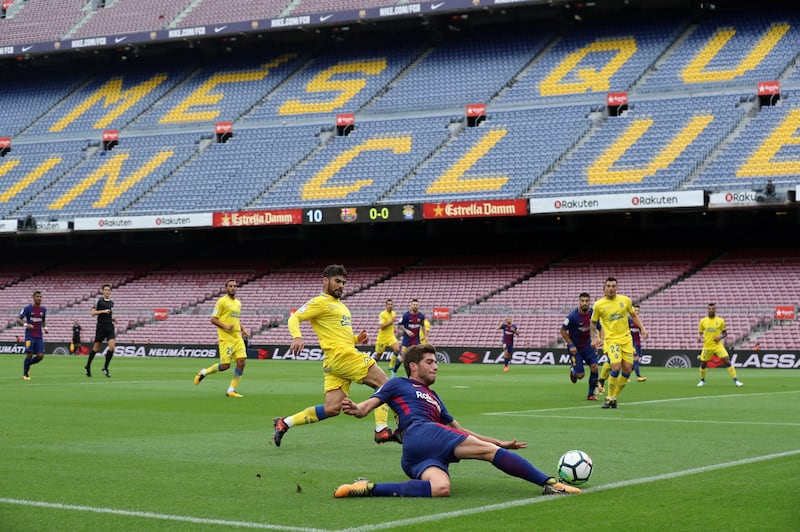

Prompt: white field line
xmin=0 ymin=498 xmax=329 ymax=531
xmin=484 ymin=389 xmax=800 ymax=416
xmin=3 ymin=450 xmax=797 ymax=531
xmin=339 ymin=449 xmax=800 ymax=531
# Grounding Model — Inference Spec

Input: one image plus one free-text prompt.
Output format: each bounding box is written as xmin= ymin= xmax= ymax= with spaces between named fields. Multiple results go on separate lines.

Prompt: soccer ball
xmin=557 ymin=450 xmax=593 ymax=485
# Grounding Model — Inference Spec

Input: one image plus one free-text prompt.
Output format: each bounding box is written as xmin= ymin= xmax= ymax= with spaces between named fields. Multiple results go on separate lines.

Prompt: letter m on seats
xmin=49 ymin=75 xmax=168 ymax=132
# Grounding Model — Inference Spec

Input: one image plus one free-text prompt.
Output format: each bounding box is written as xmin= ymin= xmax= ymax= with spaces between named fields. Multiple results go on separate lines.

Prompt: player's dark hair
xmin=102 ymin=283 xmax=111 ymax=290
xmin=386 ymin=299 xmax=393 ymax=304
xmin=579 ymin=292 xmax=590 ymax=298
xmin=225 ymin=279 xmax=236 ymax=287
xmin=605 ymin=277 xmax=617 ymax=284
xmin=323 ymin=264 xmax=347 ymax=278
xmin=404 ymin=344 xmax=436 ymax=377
xmin=33 ymin=290 xmax=41 ymax=297
xmin=633 ymin=303 xmax=640 ymax=309
xmin=410 ymin=298 xmax=419 ymax=303
xmin=708 ymin=303 xmax=716 ymax=307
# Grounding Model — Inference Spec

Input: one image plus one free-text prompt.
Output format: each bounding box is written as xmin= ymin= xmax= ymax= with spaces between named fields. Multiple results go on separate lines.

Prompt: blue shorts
xmin=570 ymin=346 xmax=598 ymax=374
xmin=400 ymin=422 xmax=468 ymax=479
xmin=25 ymin=337 xmax=44 ymax=354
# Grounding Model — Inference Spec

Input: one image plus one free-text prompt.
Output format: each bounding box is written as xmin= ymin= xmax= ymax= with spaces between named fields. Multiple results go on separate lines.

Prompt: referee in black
xmin=86 ymin=284 xmax=117 ymax=377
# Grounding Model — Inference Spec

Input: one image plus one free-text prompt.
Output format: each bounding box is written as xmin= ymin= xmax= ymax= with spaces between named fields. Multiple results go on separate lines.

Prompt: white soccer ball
xmin=557 ymin=449 xmax=593 ymax=485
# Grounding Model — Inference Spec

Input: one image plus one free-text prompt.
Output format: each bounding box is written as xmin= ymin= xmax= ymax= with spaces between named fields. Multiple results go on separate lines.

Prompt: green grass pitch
xmin=2 ymin=355 xmax=798 ymax=531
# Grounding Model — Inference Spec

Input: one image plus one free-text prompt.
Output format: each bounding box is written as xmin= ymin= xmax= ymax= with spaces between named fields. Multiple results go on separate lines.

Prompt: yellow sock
xmin=700 ymin=368 xmax=707 ymax=380
xmin=287 ymin=406 xmax=321 ymax=427
xmin=204 ymin=363 xmax=220 ymax=375
xmin=389 ymin=353 xmax=398 ymax=369
xmin=229 ymin=372 xmax=242 ymax=391
xmin=600 ymin=362 xmax=611 ymax=381
xmin=607 ymin=375 xmax=618 ymax=399
xmin=615 ymin=375 xmax=628 ymax=398
xmin=726 ymin=365 xmax=738 ymax=379
xmin=374 ymin=404 xmax=389 ymax=431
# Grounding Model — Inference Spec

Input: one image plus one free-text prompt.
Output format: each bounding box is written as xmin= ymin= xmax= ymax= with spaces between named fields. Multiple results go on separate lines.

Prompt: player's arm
xmin=629 ymin=308 xmax=648 ymax=340
xmin=15 ymin=312 xmax=31 ymax=329
xmin=90 ymin=301 xmax=111 ymax=317
xmin=560 ymin=322 xmax=576 ymax=353
xmin=354 ymin=329 xmax=368 ymax=345
xmin=590 ymin=319 xmax=601 ymax=348
xmin=210 ymin=316 xmax=233 ymax=331
xmin=287 ymin=297 xmax=322 ymax=353
xmin=42 ymin=310 xmax=48 ymax=334
xmin=400 ymin=314 xmax=413 ymax=337
xmin=716 ymin=326 xmax=727 ymax=343
xmin=448 ymin=419 xmax=527 ymax=450
xmin=341 ymin=396 xmax=383 ymax=418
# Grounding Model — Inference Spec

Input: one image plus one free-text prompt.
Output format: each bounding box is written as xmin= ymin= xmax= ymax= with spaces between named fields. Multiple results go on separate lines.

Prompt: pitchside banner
xmin=253 ymin=345 xmax=800 ymax=369
xmin=3 ymin=342 xmax=797 ymax=368
xmin=529 ymin=190 xmax=704 ymax=215
xmin=0 ymin=342 xmax=218 ymax=358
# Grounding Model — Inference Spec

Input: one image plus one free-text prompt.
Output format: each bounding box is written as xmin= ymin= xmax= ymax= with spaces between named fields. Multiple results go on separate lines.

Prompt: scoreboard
xmin=302 ymin=204 xmax=421 ymax=225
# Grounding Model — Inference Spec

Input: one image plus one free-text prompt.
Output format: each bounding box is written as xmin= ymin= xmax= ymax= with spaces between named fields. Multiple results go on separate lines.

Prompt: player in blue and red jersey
xmin=390 ymin=299 xmax=426 ymax=375
xmin=560 ymin=292 xmax=600 ymax=401
xmin=17 ymin=291 xmax=48 ymax=380
xmin=334 ymin=344 xmax=580 ymax=498
xmin=497 ymin=316 xmax=519 ymax=372
xmin=629 ymin=304 xmax=647 ymax=382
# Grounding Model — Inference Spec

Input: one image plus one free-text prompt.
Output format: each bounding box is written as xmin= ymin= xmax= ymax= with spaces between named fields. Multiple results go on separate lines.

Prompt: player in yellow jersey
xmin=193 ymin=279 xmax=250 ymax=398
xmin=590 ymin=277 xmax=648 ymax=409
xmin=376 ymin=299 xmax=401 ymax=373
xmin=697 ymin=303 xmax=743 ymax=387
xmin=273 ymin=264 xmax=396 ymax=447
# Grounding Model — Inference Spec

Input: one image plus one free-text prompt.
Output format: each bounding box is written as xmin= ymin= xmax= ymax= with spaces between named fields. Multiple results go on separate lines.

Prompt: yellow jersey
xmin=376 ymin=309 xmax=397 ymax=343
xmin=698 ymin=316 xmax=726 ymax=350
xmin=288 ymin=293 xmax=358 ymax=353
xmin=591 ymin=294 xmax=634 ymax=343
xmin=212 ymin=295 xmax=242 ymax=342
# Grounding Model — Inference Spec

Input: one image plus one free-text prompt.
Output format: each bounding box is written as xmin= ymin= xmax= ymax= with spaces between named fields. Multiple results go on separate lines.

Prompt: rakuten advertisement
xmin=74 ymin=213 xmax=213 ymax=231
xmin=530 ymin=190 xmax=704 ymax=214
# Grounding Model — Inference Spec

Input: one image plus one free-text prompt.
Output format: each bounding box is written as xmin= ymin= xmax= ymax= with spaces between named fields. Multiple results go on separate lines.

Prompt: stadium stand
xmin=0 ymin=0 xmax=85 ymax=46
xmin=71 ymin=0 xmax=193 ymax=39
xmin=691 ymin=89 xmax=800 ymax=192
xmin=1 ymin=4 xmax=798 ymax=351
xmin=175 ymin=0 xmax=287 ymax=28
xmin=638 ymin=10 xmax=800 ymax=93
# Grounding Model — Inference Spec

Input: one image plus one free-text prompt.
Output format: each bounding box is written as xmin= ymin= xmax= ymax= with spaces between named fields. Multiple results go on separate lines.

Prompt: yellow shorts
xmin=323 ymin=345 xmax=376 ymax=395
xmin=604 ymin=338 xmax=635 ymax=365
xmin=700 ymin=344 xmax=729 ymax=362
xmin=219 ymin=337 xmax=247 ymax=365
xmin=375 ymin=338 xmax=398 ymax=354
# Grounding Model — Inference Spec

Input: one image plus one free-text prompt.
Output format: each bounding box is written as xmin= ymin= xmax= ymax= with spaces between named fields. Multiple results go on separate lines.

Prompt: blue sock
xmin=314 ymin=405 xmax=327 ymax=421
xmin=492 ymin=448 xmax=550 ymax=486
xmin=30 ymin=356 xmax=42 ymax=365
xmin=610 ymin=369 xmax=620 ymax=378
xmin=621 ymin=372 xmax=631 ymax=380
xmin=633 ymin=359 xmax=641 ymax=377
xmin=588 ymin=371 xmax=598 ymax=395
xmin=23 ymin=357 xmax=31 ymax=376
xmin=372 ymin=480 xmax=431 ymax=497
xmin=234 ymin=367 xmax=243 ymax=377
